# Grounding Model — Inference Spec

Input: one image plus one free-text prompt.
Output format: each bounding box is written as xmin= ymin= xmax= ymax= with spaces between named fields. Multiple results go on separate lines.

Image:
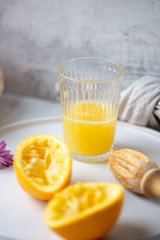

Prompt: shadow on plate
xmin=114 ymin=144 xmax=143 ymax=152
xmin=99 ymin=222 xmax=156 ymax=240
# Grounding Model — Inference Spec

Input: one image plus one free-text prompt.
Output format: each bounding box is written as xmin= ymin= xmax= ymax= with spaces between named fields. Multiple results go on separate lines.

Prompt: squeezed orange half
xmin=62 ymin=101 xmax=117 ymax=156
xmin=45 ymin=182 xmax=124 ymax=240
xmin=14 ymin=134 xmax=72 ymax=200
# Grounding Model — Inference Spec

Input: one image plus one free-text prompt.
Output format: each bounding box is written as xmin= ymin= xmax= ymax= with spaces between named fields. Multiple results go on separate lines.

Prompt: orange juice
xmin=62 ymin=101 xmax=117 ymax=156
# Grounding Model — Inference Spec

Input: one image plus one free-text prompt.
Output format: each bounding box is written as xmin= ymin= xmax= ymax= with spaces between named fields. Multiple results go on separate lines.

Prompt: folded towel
xmin=118 ymin=76 xmax=160 ymax=131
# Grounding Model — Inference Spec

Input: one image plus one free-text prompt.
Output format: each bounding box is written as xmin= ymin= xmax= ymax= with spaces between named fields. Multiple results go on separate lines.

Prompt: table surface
xmin=0 ymin=93 xmax=61 ymax=127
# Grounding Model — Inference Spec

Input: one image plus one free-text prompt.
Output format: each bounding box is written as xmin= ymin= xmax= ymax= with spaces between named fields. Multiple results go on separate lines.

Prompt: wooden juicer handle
xmin=141 ymin=168 xmax=160 ymax=197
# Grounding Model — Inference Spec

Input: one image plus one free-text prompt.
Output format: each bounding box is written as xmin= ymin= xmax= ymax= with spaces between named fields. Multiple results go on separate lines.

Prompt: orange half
xmin=14 ymin=134 xmax=72 ymax=200
xmin=45 ymin=182 xmax=124 ymax=240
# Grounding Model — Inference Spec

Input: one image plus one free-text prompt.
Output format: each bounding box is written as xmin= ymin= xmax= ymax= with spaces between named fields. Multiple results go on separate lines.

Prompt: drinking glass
xmin=58 ymin=57 xmax=124 ymax=163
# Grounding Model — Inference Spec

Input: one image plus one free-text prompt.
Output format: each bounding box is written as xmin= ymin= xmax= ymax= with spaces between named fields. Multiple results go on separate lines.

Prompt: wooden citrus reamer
xmin=109 ymin=149 xmax=160 ymax=197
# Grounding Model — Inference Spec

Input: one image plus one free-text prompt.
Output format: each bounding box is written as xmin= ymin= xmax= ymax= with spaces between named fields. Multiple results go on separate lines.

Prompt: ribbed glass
xmin=58 ymin=57 xmax=124 ymax=163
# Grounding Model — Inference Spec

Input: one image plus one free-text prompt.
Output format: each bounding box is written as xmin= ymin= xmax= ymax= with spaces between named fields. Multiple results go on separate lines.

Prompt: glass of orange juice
xmin=58 ymin=57 xmax=124 ymax=163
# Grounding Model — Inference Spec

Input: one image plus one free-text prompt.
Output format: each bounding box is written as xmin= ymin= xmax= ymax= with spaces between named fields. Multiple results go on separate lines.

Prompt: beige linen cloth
xmin=118 ymin=76 xmax=160 ymax=131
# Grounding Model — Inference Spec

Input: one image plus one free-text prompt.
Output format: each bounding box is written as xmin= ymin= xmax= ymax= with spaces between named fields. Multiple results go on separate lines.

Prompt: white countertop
xmin=0 ymin=93 xmax=62 ymax=127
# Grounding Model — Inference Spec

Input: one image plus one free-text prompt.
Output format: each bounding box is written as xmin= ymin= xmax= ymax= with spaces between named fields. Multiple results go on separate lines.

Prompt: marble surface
xmin=0 ymin=0 xmax=160 ymax=100
xmin=0 ymin=93 xmax=61 ymax=127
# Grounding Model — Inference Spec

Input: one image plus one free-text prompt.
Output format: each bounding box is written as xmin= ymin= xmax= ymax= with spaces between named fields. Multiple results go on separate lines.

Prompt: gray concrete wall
xmin=0 ymin=0 xmax=160 ymax=100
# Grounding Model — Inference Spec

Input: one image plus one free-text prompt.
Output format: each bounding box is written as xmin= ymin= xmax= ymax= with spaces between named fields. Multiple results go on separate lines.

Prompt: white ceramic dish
xmin=0 ymin=118 xmax=159 ymax=240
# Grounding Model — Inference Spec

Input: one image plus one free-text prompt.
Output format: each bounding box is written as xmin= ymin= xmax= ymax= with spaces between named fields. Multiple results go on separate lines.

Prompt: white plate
xmin=0 ymin=118 xmax=160 ymax=240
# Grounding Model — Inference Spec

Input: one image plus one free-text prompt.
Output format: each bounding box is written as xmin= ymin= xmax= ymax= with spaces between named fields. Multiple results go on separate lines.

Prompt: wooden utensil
xmin=108 ymin=149 xmax=160 ymax=197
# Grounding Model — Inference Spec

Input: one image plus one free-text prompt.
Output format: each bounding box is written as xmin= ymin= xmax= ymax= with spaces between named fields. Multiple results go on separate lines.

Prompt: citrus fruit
xmin=14 ymin=134 xmax=72 ymax=200
xmin=45 ymin=182 xmax=124 ymax=240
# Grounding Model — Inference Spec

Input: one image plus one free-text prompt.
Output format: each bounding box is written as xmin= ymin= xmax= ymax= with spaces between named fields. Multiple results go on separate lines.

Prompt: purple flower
xmin=0 ymin=141 xmax=13 ymax=168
